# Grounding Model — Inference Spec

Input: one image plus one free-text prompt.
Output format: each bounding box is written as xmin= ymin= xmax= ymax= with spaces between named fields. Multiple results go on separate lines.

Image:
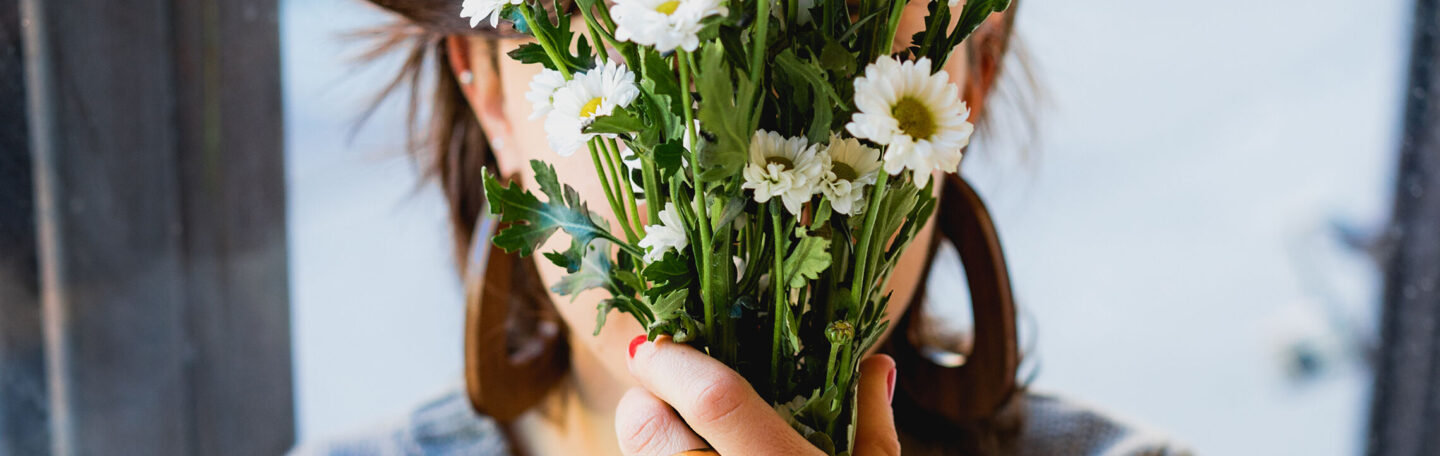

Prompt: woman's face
xmin=454 ymin=2 xmax=970 ymax=397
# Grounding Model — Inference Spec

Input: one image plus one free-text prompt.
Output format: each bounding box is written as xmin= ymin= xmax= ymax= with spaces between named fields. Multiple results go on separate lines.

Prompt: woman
xmin=298 ymin=0 xmax=1189 ymax=454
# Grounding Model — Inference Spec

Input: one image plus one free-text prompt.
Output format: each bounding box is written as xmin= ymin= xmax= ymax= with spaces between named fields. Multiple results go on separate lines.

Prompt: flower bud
xmin=826 ymin=321 xmax=855 ymax=345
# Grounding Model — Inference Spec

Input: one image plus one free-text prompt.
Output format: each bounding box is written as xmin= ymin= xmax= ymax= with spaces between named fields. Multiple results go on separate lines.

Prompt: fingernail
xmin=628 ymin=335 xmax=646 ymax=359
xmin=886 ymin=367 xmax=897 ymax=404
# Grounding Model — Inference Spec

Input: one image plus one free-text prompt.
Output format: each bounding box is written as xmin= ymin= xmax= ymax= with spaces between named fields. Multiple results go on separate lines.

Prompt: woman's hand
xmin=616 ymin=336 xmax=900 ymax=456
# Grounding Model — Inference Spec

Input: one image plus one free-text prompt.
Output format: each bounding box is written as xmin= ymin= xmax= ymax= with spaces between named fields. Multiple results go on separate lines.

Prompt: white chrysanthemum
xmin=459 ymin=0 xmax=522 ymax=28
xmin=845 ymin=56 xmax=974 ymax=186
xmin=525 ymin=69 xmax=567 ymax=120
xmin=639 ymin=203 xmax=688 ymax=263
xmin=819 ymin=135 xmax=882 ymax=216
xmin=741 ymin=130 xmax=824 ymax=215
xmin=612 ymin=0 xmax=727 ymax=52
xmin=544 ymin=61 xmax=640 ymax=156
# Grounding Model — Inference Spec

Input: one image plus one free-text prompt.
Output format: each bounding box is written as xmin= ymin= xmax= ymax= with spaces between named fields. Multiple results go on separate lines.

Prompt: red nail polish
xmin=628 ymin=335 xmax=646 ymax=358
xmin=886 ymin=367 xmax=897 ymax=404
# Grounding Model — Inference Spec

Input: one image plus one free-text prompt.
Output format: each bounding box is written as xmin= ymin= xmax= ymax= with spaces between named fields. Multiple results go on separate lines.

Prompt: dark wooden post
xmin=1367 ymin=0 xmax=1440 ymax=454
xmin=2 ymin=0 xmax=294 ymax=454
xmin=0 ymin=1 xmax=49 ymax=455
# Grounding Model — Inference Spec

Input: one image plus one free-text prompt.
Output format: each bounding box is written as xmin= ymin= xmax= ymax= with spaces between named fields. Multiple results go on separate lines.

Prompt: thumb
xmin=852 ymin=355 xmax=900 ymax=456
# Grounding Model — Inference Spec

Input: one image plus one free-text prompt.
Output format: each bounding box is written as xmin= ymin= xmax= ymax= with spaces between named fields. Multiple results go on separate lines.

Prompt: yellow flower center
xmin=765 ymin=156 xmax=794 ymax=170
xmin=831 ymin=162 xmax=858 ymax=181
xmin=891 ymin=97 xmax=936 ymax=140
xmin=655 ymin=0 xmax=681 ymax=15
xmin=580 ymin=97 xmax=605 ymax=118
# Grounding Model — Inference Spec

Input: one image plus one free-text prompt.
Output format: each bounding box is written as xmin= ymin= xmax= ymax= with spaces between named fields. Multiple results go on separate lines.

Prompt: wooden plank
xmin=170 ymin=0 xmax=294 ymax=454
xmin=24 ymin=0 xmax=194 ymax=453
xmin=0 ymin=0 xmax=50 ymax=454
xmin=1366 ymin=0 xmax=1440 ymax=454
xmin=16 ymin=0 xmax=293 ymax=453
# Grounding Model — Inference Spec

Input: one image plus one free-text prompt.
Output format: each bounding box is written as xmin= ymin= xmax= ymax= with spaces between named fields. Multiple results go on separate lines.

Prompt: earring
xmin=458 ymin=70 xmax=474 ymax=85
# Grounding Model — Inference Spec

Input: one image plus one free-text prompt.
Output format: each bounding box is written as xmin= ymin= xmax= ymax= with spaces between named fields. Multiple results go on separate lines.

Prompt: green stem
xmin=520 ymin=6 xmax=573 ymax=79
xmin=823 ymin=337 xmax=842 ymax=390
xmin=850 ymin=170 xmax=889 ymax=310
xmin=590 ymin=141 xmax=639 ymax=242
xmin=677 ymin=50 xmax=716 ymax=340
xmin=607 ymin=139 xmax=645 ymax=234
xmin=770 ymin=203 xmax=786 ymax=396
xmin=640 ymin=148 xmax=661 ymax=225
xmin=751 ymin=0 xmax=771 ymax=83
xmin=880 ymin=0 xmax=907 ymax=55
xmin=604 ymin=232 xmax=645 ymax=258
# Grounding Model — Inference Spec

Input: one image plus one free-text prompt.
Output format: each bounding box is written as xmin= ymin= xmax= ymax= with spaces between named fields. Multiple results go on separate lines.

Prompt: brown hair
xmin=358 ymin=2 xmax=1029 ymax=453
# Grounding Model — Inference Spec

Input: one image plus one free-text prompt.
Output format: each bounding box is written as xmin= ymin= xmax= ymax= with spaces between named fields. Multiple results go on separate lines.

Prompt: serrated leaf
xmin=507 ymin=43 xmax=558 ymax=70
xmin=783 ymin=233 xmax=832 ymax=288
xmin=648 ymin=289 xmax=687 ymax=322
xmin=585 ymin=110 xmax=646 ymax=134
xmin=482 ymin=161 xmax=614 ymax=257
xmin=643 ymin=252 xmax=694 ymax=297
xmin=596 ymin=295 xmax=651 ymax=336
xmin=929 ymin=0 xmax=1010 ymax=68
xmin=952 ymin=0 xmax=1011 ymax=45
xmin=775 ymin=50 xmax=847 ymax=110
xmin=695 ymin=42 xmax=750 ymax=182
xmin=550 ymin=239 xmax=613 ymax=299
xmin=818 ymin=40 xmax=857 ymax=76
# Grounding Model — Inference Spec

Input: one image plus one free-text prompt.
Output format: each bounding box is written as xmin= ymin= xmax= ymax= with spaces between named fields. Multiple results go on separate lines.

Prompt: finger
xmin=853 ymin=355 xmax=901 ymax=456
xmin=628 ymin=336 xmax=819 ymax=456
xmin=615 ymin=387 xmax=709 ymax=456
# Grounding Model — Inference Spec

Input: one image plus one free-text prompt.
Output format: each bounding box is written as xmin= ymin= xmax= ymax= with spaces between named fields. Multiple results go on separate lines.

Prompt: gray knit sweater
xmin=292 ymin=388 xmax=1191 ymax=456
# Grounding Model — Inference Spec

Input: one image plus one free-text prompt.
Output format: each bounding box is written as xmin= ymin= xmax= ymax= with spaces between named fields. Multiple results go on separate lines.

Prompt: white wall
xmin=283 ymin=0 xmax=465 ymax=442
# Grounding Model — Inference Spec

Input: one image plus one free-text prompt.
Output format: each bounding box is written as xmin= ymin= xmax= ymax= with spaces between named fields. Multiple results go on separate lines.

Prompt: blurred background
xmin=4 ymin=0 xmax=1439 ymax=455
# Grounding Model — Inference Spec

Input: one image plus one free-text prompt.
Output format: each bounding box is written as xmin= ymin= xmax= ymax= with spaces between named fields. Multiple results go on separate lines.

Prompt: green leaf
xmin=643 ymin=252 xmax=694 ymax=297
xmin=951 ymin=0 xmax=1011 ymax=45
xmin=596 ymin=295 xmax=651 ymax=336
xmin=783 ymin=233 xmax=832 ymax=288
xmin=507 ymin=43 xmax=558 ymax=70
xmin=811 ymin=199 xmax=833 ymax=228
xmin=648 ymin=289 xmax=687 ymax=322
xmin=818 ymin=40 xmax=857 ymax=76
xmin=713 ymin=196 xmax=749 ymax=232
xmin=695 ymin=42 xmax=751 ymax=182
xmin=652 ymin=142 xmax=687 ymax=177
xmin=585 ymin=110 xmax=646 ymax=134
xmin=639 ymin=50 xmax=685 ymax=142
xmin=775 ymin=50 xmax=847 ymax=111
xmin=929 ymin=0 xmax=1010 ymax=69
xmin=549 ymin=239 xmax=613 ymax=299
xmin=482 ymin=161 xmax=615 ymax=257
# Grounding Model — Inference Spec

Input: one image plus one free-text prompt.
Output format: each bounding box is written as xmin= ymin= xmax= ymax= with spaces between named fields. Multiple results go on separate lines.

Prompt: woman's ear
xmin=446 ymin=35 xmax=524 ymax=176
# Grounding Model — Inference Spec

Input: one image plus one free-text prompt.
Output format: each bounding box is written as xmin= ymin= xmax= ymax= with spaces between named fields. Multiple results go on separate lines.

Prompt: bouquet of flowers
xmin=464 ymin=0 xmax=1008 ymax=452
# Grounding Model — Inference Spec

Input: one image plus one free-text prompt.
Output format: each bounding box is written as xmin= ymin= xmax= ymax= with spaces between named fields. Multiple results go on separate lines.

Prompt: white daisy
xmin=818 ymin=135 xmax=882 ymax=216
xmin=741 ymin=130 xmax=824 ymax=215
xmin=845 ymin=56 xmax=975 ymax=186
xmin=612 ymin=0 xmax=727 ymax=52
xmin=525 ymin=69 xmax=567 ymax=120
xmin=639 ymin=203 xmax=688 ymax=263
xmin=459 ymin=0 xmax=522 ymax=29
xmin=544 ymin=60 xmax=640 ymax=156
